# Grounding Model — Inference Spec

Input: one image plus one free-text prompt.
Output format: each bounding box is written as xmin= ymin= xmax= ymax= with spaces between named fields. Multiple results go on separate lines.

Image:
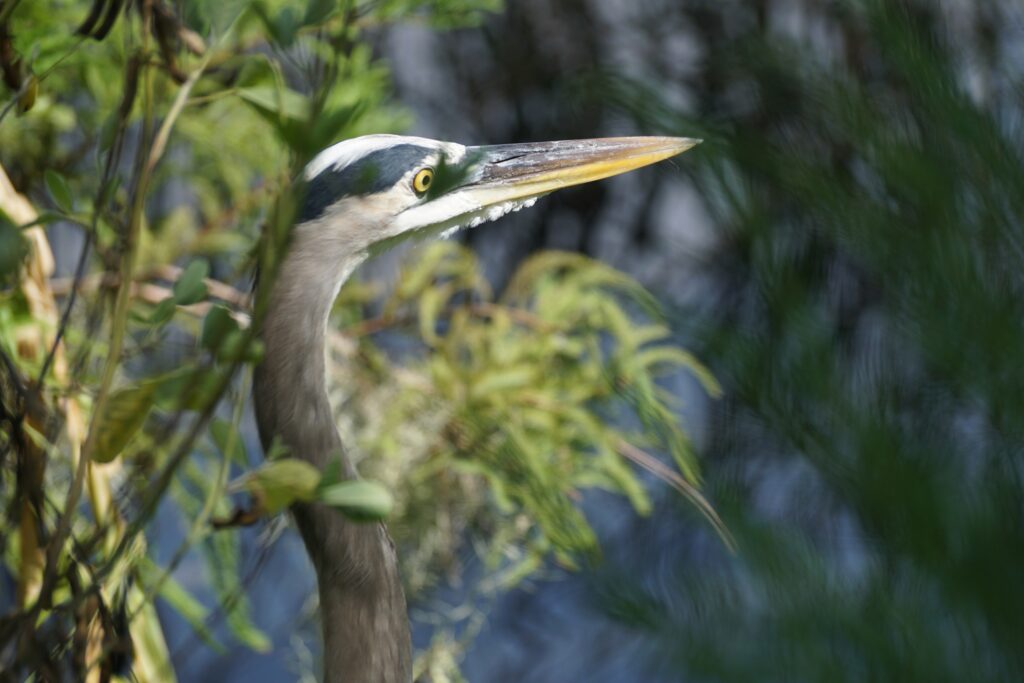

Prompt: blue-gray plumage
xmin=252 ymin=133 xmax=698 ymax=683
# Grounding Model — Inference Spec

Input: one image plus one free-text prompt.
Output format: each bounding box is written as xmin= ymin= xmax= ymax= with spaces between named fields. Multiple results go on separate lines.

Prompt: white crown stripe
xmin=305 ymin=135 xmax=468 ymax=180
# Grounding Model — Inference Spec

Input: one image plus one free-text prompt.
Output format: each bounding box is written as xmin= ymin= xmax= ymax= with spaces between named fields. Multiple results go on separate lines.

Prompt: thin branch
xmin=49 ymin=267 xmax=251 ymax=308
xmin=615 ymin=438 xmax=736 ymax=552
xmin=48 ymin=271 xmax=252 ymax=326
xmin=34 ymin=50 xmax=144 ymax=389
xmin=145 ymin=51 xmax=212 ymax=176
xmin=150 ymin=264 xmax=250 ymax=307
xmin=34 ymin=232 xmax=91 ymax=388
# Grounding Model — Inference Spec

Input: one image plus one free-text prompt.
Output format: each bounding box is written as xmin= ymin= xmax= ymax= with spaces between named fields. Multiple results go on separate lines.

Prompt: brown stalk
xmin=615 ymin=438 xmax=736 ymax=552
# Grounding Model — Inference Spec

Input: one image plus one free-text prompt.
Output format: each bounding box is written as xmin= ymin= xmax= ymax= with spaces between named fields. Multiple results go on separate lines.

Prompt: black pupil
xmin=420 ymin=172 xmax=431 ymax=186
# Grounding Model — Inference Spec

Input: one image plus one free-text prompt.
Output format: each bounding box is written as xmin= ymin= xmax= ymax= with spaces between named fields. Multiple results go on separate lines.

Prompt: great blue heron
xmin=252 ymin=134 xmax=698 ymax=682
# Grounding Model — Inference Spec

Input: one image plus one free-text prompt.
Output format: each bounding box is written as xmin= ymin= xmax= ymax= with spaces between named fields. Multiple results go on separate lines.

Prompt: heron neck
xmin=252 ymin=239 xmax=412 ymax=683
xmin=253 ymin=246 xmax=363 ymax=472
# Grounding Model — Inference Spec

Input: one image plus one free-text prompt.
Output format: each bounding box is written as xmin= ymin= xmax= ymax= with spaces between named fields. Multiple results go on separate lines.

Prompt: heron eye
xmin=412 ymin=168 xmax=434 ymax=195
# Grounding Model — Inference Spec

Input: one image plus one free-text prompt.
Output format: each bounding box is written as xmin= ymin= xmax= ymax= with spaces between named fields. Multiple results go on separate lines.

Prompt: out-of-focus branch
xmin=49 ymin=269 xmax=252 ymax=327
xmin=0 ymin=159 xmax=95 ymax=676
xmin=49 ymin=267 xmax=251 ymax=307
xmin=614 ymin=439 xmax=736 ymax=552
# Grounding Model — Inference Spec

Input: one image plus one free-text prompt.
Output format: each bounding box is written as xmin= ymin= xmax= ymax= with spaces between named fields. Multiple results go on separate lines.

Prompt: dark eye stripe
xmin=299 ymin=144 xmax=433 ymax=222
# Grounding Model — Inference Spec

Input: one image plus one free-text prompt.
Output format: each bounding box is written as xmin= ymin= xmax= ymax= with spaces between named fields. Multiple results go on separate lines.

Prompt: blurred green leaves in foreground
xmin=590 ymin=2 xmax=1024 ymax=681
xmin=0 ymin=0 xmax=716 ymax=680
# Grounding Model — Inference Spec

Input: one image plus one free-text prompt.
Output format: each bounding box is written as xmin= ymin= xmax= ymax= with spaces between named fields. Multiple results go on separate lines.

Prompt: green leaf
xmin=635 ymin=346 xmax=722 ymax=397
xmin=451 ymin=459 xmax=516 ymax=512
xmin=250 ymin=2 xmax=299 ymax=47
xmin=237 ymin=85 xmax=310 ymax=122
xmin=418 ymin=282 xmax=452 ymax=345
xmin=200 ymin=306 xmax=262 ymax=362
xmin=302 ymin=102 xmax=367 ymax=157
xmin=274 ymin=5 xmax=300 ymax=45
xmin=139 ymin=559 xmax=225 ymax=654
xmin=173 ymin=260 xmax=210 ymax=305
xmin=470 ymin=366 xmax=536 ymax=399
xmin=146 ymin=298 xmax=177 ymax=326
xmin=227 ymin=607 xmax=272 ymax=653
xmin=303 ymin=0 xmax=337 ymax=26
xmin=0 ymin=218 xmax=28 ymax=283
xmin=200 ymin=304 xmax=239 ymax=349
xmin=318 ymin=480 xmax=394 ymax=520
xmin=317 ymin=456 xmax=345 ymax=490
xmin=44 ymin=170 xmax=73 ymax=213
xmin=194 ymin=0 xmax=250 ymax=34
xmin=98 ymin=112 xmax=118 ymax=153
xmin=93 ymin=383 xmax=157 ymax=463
xmin=237 ymin=458 xmax=321 ymax=514
xmin=211 ymin=418 xmax=247 ymax=466
xmin=239 ymin=77 xmax=348 ymax=155
xmin=150 ymin=366 xmax=225 ymax=411
xmin=264 ymin=435 xmax=290 ymax=461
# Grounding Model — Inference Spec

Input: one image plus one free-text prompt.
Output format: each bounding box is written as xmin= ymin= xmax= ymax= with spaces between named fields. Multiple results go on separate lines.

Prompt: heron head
xmin=293 ymin=133 xmax=700 ymax=259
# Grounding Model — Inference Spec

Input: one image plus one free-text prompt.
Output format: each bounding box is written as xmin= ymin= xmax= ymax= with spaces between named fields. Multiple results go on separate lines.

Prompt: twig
xmin=145 ymin=51 xmax=212 ymax=176
xmin=210 ymin=506 xmax=263 ymax=529
xmin=35 ymin=229 xmax=91 ymax=388
xmin=48 ymin=272 xmax=252 ymax=327
xmin=34 ymin=50 xmax=143 ymax=389
xmin=150 ymin=264 xmax=251 ymax=307
xmin=49 ymin=266 xmax=252 ymax=307
xmin=615 ymin=438 xmax=736 ymax=552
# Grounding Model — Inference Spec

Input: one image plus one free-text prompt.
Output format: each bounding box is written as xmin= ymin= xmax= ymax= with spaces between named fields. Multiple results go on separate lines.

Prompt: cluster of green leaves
xmin=0 ymin=1 xmax=410 ymax=278
xmin=327 ymin=242 xmax=719 ymax=595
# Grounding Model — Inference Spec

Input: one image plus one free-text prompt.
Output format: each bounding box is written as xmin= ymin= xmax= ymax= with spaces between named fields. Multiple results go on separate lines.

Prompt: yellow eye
xmin=412 ymin=168 xmax=434 ymax=195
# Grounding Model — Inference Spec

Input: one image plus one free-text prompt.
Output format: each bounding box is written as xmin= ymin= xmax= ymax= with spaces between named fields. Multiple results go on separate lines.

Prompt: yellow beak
xmin=463 ymin=136 xmax=700 ymax=204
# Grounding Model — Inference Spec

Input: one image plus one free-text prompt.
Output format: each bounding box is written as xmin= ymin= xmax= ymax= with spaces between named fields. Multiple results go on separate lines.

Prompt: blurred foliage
xmin=0 ymin=0 xmax=716 ymax=680
xmin=588 ymin=1 xmax=1024 ymax=681
xmin=329 ymin=243 xmax=721 ymax=593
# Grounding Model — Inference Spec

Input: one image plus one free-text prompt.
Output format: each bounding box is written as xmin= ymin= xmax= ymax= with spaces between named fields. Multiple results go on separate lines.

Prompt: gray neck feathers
xmin=253 ymin=234 xmax=362 ymax=473
xmin=253 ymin=221 xmax=412 ymax=683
